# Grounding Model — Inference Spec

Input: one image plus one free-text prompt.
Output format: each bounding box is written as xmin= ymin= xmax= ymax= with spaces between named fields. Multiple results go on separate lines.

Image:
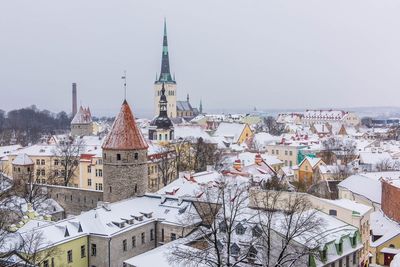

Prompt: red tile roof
xmin=102 ymin=100 xmax=148 ymax=150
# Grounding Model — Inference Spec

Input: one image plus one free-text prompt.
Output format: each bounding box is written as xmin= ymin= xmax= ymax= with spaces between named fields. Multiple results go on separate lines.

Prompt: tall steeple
xmin=158 ymin=19 xmax=174 ymax=83
xmin=199 ymin=99 xmax=203 ymax=114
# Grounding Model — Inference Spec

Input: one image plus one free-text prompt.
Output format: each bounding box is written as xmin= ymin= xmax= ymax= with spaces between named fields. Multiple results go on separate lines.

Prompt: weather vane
xmin=121 ymin=70 xmax=127 ymax=100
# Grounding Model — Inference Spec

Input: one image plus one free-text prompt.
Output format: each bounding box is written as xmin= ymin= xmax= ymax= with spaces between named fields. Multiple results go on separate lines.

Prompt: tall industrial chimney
xmin=72 ymin=83 xmax=77 ymax=117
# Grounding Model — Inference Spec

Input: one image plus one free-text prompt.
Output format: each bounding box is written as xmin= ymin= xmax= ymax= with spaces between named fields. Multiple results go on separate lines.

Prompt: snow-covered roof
xmin=359 ymin=151 xmax=393 ymax=165
xmin=320 ymin=199 xmax=372 ymax=216
xmin=213 ymin=122 xmax=248 ymax=143
xmin=71 ymin=106 xmax=92 ymax=124
xmin=9 ymin=144 xmax=57 ymax=157
xmin=173 ymin=125 xmax=214 ymax=143
xmin=0 ymin=145 xmax=22 ymax=158
xmin=12 ymin=153 xmax=33 ymax=166
xmin=304 ymin=110 xmax=348 ymax=120
xmin=370 ymin=210 xmax=400 ymax=248
xmin=338 ymin=172 xmax=400 ymax=204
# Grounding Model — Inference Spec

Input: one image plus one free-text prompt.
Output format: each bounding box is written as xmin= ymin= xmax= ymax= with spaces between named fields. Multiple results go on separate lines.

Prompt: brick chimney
xmin=233 ymin=159 xmax=242 ymax=171
xmin=72 ymin=83 xmax=77 ymax=117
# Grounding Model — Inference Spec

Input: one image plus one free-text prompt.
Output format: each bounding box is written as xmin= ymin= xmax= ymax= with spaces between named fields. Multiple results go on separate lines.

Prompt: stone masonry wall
xmin=44 ymin=184 xmax=103 ymax=215
xmin=103 ymin=149 xmax=148 ymax=203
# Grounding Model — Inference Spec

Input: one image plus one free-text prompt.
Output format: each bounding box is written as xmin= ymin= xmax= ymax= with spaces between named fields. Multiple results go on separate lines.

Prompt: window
xmin=54 ymin=159 xmax=59 ymax=166
xmin=87 ymin=166 xmax=91 ymax=173
xmin=161 ymin=229 xmax=165 ymax=242
xmin=353 ymin=252 xmax=357 ymax=264
xmin=329 ymin=209 xmax=337 ymax=216
xmin=51 ymin=258 xmax=54 ymax=267
xmin=36 ymin=159 xmax=40 ymax=165
xmin=134 ymin=153 xmax=138 ymax=160
xmin=141 ymin=232 xmax=145 ymax=244
xmin=41 ymin=169 xmax=45 ymax=176
xmin=97 ymin=159 xmax=102 ymax=165
xmin=132 ymin=236 xmax=136 ymax=248
xmin=80 ymin=245 xmax=86 ymax=258
xmin=150 ymin=229 xmax=154 ymax=241
xmin=285 ymin=150 xmax=288 ymax=155
xmin=272 ymin=150 xmax=275 ymax=155
xmin=117 ymin=154 xmax=121 ymax=161
xmin=98 ymin=169 xmax=102 ymax=177
xmin=43 ymin=260 xmax=49 ymax=267
xmin=91 ymin=244 xmax=97 ymax=256
xmin=36 ymin=169 xmax=41 ymax=176
xmin=67 ymin=250 xmax=73 ymax=263
xmin=41 ymin=159 xmax=45 ymax=165
xmin=289 ymin=151 xmax=293 ymax=156
xmin=123 ymin=239 xmax=127 ymax=251
xmin=88 ymin=179 xmax=92 ymax=186
xmin=346 ymin=255 xmax=349 ymax=266
xmin=95 ymin=183 xmax=103 ymax=191
xmin=339 ymin=258 xmax=342 ymax=267
xmin=171 ymin=233 xmax=177 ymax=241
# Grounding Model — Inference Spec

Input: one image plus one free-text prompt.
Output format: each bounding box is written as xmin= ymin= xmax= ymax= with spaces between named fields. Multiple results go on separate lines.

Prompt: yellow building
xmin=295 ymin=156 xmax=325 ymax=186
xmin=213 ymin=122 xmax=253 ymax=146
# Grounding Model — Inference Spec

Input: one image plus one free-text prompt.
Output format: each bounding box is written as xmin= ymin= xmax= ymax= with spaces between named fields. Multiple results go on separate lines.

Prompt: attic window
xmin=329 ymin=209 xmax=337 ymax=216
xmin=141 ymin=212 xmax=153 ymax=219
xmin=235 ymin=223 xmax=246 ymax=235
xmin=112 ymin=221 xmax=125 ymax=228
xmin=134 ymin=153 xmax=138 ymax=160
xmin=64 ymin=227 xmax=70 ymax=237
xmin=117 ymin=154 xmax=121 ymax=161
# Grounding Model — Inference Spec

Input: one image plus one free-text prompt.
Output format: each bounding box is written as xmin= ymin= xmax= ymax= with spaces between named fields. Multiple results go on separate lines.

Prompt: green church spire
xmin=158 ymin=18 xmax=174 ymax=83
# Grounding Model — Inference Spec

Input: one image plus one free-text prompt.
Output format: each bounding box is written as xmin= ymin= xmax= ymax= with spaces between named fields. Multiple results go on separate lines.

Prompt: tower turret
xmin=102 ymin=100 xmax=148 ymax=203
xmin=149 ymin=83 xmax=174 ymax=143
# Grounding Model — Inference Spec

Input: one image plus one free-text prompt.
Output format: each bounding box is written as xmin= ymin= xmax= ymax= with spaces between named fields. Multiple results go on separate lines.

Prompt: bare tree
xmin=375 ymin=158 xmax=400 ymax=172
xmin=263 ymin=117 xmax=286 ymax=136
xmin=193 ymin=138 xmax=218 ymax=172
xmin=51 ymin=136 xmax=84 ymax=186
xmin=321 ymin=137 xmax=356 ymax=165
xmin=169 ymin=178 xmax=327 ymax=267
xmin=155 ymin=145 xmax=177 ymax=188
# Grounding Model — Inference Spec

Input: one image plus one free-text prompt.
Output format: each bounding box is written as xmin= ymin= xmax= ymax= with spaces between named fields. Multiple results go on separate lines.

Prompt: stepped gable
xmin=102 ymin=100 xmax=148 ymax=150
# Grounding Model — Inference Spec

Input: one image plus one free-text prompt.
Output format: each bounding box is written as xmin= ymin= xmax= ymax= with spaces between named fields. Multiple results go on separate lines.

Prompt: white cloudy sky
xmin=0 ymin=0 xmax=400 ymax=117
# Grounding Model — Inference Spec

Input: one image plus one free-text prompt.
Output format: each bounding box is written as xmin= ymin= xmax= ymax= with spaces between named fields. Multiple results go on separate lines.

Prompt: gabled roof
xmin=71 ymin=106 xmax=92 ymax=124
xmin=102 ymin=100 xmax=148 ymax=150
xmin=176 ymin=101 xmax=193 ymax=112
xmin=299 ymin=156 xmax=322 ymax=169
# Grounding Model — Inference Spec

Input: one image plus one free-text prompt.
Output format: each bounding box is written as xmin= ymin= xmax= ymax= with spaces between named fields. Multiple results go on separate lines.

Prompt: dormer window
xmin=235 ymin=223 xmax=246 ymax=235
xmin=230 ymin=243 xmax=240 ymax=256
xmin=252 ymin=226 xmax=262 ymax=237
xmin=219 ymin=221 xmax=227 ymax=233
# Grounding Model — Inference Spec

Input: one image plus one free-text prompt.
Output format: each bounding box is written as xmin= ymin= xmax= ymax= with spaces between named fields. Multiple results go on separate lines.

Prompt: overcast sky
xmin=1 ymin=0 xmax=400 ymax=117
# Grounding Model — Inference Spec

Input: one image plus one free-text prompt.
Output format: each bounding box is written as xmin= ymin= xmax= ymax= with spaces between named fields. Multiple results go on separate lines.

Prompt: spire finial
xmin=121 ymin=70 xmax=127 ymax=100
xmin=187 ymin=94 xmax=189 ymax=102
xmin=164 ymin=17 xmax=167 ymax=36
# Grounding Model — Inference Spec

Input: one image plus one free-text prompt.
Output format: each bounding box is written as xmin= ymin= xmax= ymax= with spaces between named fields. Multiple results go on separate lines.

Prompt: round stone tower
xmin=102 ymin=100 xmax=149 ymax=203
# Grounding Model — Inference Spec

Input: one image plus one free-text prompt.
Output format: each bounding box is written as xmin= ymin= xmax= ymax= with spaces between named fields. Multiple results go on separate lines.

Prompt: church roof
xmin=71 ymin=106 xmax=92 ymax=124
xmin=176 ymin=101 xmax=193 ymax=112
xmin=102 ymin=100 xmax=148 ymax=151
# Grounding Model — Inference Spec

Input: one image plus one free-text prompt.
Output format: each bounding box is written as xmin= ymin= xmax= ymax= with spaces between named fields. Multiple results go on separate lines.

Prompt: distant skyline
xmin=1 ymin=0 xmax=400 ymax=118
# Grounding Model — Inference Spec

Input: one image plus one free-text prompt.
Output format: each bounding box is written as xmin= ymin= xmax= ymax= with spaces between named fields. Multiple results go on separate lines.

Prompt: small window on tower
xmin=117 ymin=154 xmax=121 ymax=161
xmin=134 ymin=153 xmax=138 ymax=160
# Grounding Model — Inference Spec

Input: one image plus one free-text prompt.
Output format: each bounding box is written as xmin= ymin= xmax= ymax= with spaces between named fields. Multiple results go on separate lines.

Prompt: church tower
xmin=149 ymin=83 xmax=174 ymax=144
xmin=154 ymin=19 xmax=177 ymax=118
xmin=102 ymin=100 xmax=149 ymax=203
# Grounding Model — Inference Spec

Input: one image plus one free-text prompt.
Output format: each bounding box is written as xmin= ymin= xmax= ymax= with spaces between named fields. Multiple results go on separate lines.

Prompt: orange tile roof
xmin=102 ymin=100 xmax=148 ymax=150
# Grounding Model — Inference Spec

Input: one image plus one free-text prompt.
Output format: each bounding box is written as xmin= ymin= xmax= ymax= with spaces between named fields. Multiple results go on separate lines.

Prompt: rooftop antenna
xmin=121 ymin=70 xmax=127 ymax=100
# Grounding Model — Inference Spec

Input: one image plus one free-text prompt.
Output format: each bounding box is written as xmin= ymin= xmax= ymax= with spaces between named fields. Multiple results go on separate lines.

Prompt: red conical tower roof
xmin=102 ymin=100 xmax=148 ymax=150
